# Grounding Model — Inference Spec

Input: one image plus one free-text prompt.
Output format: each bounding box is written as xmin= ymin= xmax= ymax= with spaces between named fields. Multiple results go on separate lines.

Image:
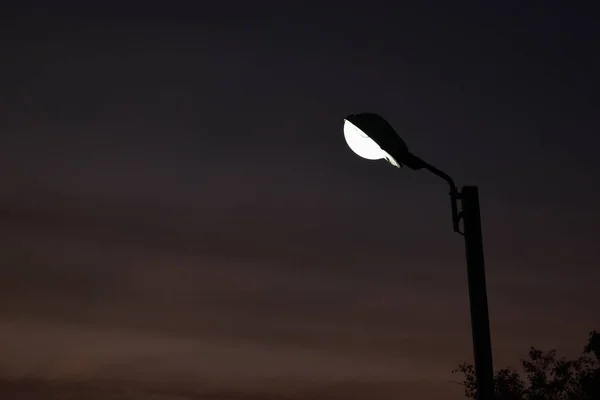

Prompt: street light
xmin=343 ymin=112 xmax=495 ymax=400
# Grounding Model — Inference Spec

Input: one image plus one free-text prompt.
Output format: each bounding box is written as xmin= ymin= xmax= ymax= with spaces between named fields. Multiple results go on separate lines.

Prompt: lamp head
xmin=343 ymin=113 xmax=423 ymax=169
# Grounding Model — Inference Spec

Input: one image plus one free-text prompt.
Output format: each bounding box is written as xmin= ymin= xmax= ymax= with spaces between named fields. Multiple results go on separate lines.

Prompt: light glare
xmin=343 ymin=120 xmax=400 ymax=167
xmin=343 ymin=120 xmax=386 ymax=160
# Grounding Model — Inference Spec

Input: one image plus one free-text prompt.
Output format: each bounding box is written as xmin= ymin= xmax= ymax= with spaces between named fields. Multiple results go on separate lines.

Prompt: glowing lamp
xmin=343 ymin=113 xmax=422 ymax=170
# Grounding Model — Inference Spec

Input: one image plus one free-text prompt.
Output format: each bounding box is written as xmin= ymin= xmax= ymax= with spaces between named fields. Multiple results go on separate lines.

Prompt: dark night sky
xmin=1 ymin=2 xmax=599 ymax=399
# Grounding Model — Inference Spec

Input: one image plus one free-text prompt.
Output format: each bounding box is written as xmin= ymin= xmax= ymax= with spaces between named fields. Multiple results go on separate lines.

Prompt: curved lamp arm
xmin=403 ymin=153 xmax=463 ymax=235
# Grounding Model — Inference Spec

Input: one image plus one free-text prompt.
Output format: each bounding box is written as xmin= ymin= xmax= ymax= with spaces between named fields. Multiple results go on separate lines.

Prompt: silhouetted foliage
xmin=453 ymin=330 xmax=600 ymax=400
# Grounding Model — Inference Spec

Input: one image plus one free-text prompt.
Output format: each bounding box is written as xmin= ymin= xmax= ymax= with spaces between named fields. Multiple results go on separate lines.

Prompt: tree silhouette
xmin=453 ymin=330 xmax=600 ymax=400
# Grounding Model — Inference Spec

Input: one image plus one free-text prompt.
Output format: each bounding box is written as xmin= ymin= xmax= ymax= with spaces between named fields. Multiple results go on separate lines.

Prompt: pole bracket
xmin=451 ymin=189 xmax=465 ymax=236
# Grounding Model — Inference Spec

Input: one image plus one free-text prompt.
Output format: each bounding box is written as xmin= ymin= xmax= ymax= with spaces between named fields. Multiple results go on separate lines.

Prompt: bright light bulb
xmin=343 ymin=120 xmax=386 ymax=160
xmin=343 ymin=119 xmax=400 ymax=166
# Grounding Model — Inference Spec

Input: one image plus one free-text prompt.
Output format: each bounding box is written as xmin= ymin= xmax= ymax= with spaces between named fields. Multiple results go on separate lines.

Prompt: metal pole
xmin=461 ymin=186 xmax=495 ymax=400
